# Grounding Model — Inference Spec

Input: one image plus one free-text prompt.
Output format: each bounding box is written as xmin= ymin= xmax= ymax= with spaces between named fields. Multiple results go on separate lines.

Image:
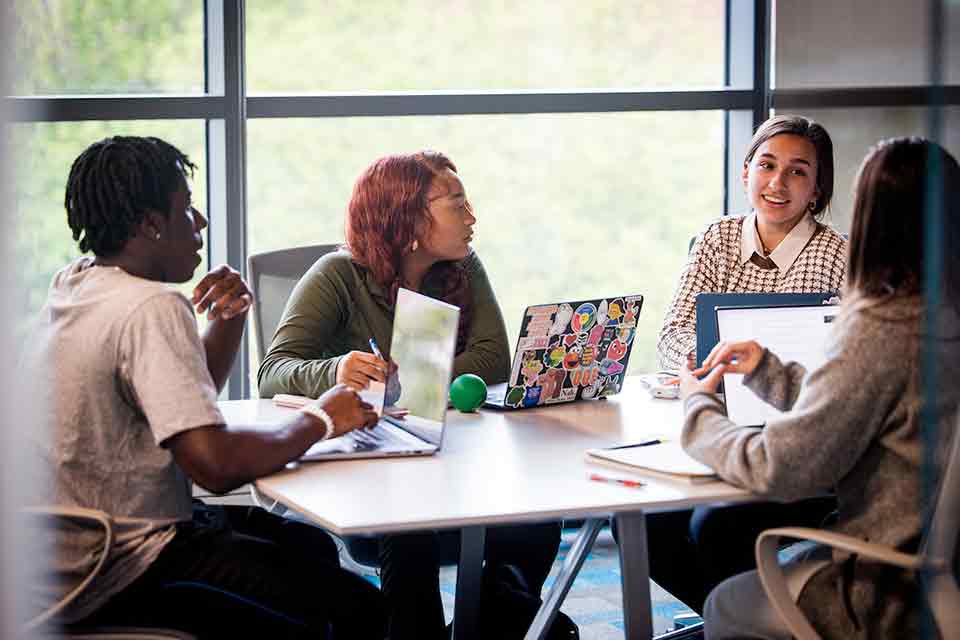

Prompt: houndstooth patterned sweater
xmin=657 ymin=213 xmax=847 ymax=370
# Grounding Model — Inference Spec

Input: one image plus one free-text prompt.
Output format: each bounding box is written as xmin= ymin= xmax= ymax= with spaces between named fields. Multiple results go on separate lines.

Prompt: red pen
xmin=588 ymin=473 xmax=645 ymax=488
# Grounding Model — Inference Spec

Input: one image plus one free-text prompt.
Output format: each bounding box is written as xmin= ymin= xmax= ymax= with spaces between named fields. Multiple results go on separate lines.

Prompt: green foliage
xmin=245 ymin=1 xmax=724 ymax=91
xmin=12 ymin=0 xmax=202 ymax=94
xmin=11 ymin=1 xmax=726 ymax=373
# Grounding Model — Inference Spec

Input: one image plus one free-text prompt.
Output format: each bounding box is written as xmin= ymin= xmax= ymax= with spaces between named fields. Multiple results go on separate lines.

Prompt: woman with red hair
xmin=258 ymin=151 xmax=565 ymax=639
xmin=259 ymin=150 xmax=509 ymax=396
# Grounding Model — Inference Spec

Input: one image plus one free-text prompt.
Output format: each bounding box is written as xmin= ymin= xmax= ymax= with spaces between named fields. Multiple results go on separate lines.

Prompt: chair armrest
xmin=761 ymin=527 xmax=924 ymax=571
xmin=23 ymin=506 xmax=115 ymax=630
xmin=755 ymin=527 xmax=925 ymax=640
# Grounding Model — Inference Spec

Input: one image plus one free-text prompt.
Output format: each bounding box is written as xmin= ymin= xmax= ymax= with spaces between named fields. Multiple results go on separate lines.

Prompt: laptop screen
xmin=383 ymin=288 xmax=460 ymax=446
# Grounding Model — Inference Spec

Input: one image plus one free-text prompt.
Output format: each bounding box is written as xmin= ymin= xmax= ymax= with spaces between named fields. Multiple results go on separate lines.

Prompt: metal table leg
xmin=524 ymin=517 xmax=604 ymax=640
xmin=452 ymin=525 xmax=486 ymax=640
xmin=616 ymin=510 xmax=653 ymax=639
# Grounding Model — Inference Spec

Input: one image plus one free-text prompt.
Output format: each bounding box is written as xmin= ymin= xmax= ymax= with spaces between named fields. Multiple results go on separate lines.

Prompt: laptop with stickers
xmin=302 ymin=288 xmax=459 ymax=461
xmin=484 ymin=295 xmax=644 ymax=410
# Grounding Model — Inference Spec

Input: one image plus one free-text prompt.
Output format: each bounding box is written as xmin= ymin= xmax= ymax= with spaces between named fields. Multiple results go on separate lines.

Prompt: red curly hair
xmin=345 ymin=151 xmax=472 ymax=354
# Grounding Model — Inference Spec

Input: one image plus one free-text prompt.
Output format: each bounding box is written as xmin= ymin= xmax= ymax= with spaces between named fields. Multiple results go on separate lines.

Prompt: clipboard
xmin=695 ymin=292 xmax=838 ymax=367
xmin=715 ymin=303 xmax=840 ymax=427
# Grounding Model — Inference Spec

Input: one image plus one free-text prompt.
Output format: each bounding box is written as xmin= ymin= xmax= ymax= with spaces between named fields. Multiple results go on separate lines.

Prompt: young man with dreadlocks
xmin=25 ymin=136 xmax=387 ymax=637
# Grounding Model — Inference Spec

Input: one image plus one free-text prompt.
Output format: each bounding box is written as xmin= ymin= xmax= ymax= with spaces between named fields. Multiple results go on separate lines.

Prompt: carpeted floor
xmin=351 ymin=525 xmax=700 ymax=638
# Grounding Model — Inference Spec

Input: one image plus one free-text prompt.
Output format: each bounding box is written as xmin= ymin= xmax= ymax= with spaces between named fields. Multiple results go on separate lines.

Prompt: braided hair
xmin=64 ymin=136 xmax=196 ymax=256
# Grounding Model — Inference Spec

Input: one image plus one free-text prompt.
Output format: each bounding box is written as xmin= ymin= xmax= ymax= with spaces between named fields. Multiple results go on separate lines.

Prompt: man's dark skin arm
xmin=192 ymin=265 xmax=251 ymax=392
xmin=168 ymin=384 xmax=377 ymax=494
xmin=171 ymin=265 xmax=377 ymax=493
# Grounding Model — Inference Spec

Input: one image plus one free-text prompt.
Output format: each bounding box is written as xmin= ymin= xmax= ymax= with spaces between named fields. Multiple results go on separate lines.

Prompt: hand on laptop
xmin=337 ymin=351 xmax=387 ymax=389
xmin=311 ymin=384 xmax=379 ymax=437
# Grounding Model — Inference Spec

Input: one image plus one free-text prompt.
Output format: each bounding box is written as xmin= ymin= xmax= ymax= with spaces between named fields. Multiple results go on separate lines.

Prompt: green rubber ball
xmin=450 ymin=374 xmax=488 ymax=412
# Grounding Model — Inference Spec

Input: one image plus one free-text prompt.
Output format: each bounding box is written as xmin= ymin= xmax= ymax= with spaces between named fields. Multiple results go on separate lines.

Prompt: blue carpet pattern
xmin=354 ymin=526 xmax=700 ymax=638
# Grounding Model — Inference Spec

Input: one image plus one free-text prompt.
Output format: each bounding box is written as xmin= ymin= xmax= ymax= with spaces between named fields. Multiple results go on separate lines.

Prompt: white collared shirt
xmin=739 ymin=210 xmax=818 ymax=272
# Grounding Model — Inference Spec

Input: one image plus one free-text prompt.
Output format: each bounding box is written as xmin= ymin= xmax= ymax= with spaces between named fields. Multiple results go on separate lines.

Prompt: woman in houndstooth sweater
xmin=641 ymin=115 xmax=847 ymax=616
xmin=657 ymin=114 xmax=847 ymax=373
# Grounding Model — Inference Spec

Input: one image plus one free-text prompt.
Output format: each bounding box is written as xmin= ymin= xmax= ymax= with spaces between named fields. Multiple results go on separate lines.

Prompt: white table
xmin=219 ymin=378 xmax=755 ymax=639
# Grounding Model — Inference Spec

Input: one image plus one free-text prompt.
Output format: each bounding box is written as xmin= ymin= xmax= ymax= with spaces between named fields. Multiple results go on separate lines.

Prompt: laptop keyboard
xmin=346 ymin=424 xmax=409 ymax=451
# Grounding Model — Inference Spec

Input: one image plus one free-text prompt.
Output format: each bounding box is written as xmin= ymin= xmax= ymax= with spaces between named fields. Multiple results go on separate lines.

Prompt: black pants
xmin=379 ymin=522 xmax=561 ymax=640
xmin=74 ymin=503 xmax=387 ymax=639
xmin=642 ymin=496 xmax=837 ymax=614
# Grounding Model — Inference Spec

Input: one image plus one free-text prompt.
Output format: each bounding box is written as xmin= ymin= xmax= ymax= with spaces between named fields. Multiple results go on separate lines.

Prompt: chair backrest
xmin=25 ymin=506 xmax=114 ymax=630
xmin=247 ymin=244 xmax=340 ymax=361
xmin=920 ymin=409 xmax=960 ymax=632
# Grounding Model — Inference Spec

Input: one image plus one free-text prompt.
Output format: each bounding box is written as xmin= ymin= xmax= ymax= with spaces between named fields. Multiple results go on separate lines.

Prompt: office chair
xmin=755 ymin=411 xmax=960 ymax=639
xmin=246 ymin=243 xmax=464 ymax=573
xmin=24 ymin=506 xmax=196 ymax=640
xmin=247 ymin=243 xmax=341 ymax=362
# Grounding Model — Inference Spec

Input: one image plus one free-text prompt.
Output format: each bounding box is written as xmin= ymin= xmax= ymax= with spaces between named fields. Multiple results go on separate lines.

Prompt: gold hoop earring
xmin=808 ymin=201 xmax=817 ymax=212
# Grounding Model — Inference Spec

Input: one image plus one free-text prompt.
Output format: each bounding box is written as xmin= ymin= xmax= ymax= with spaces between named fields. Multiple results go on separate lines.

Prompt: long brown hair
xmin=846 ymin=137 xmax=960 ymax=305
xmin=344 ymin=151 xmax=472 ymax=353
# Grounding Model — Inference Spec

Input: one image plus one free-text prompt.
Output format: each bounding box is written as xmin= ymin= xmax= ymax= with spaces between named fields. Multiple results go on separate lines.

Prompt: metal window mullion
xmin=4 ymin=95 xmax=225 ymax=122
xmin=772 ymin=85 xmax=960 ymax=110
xmin=723 ymin=0 xmax=763 ymax=215
xmin=205 ymin=0 xmax=248 ymax=399
xmin=246 ymin=89 xmax=754 ymax=118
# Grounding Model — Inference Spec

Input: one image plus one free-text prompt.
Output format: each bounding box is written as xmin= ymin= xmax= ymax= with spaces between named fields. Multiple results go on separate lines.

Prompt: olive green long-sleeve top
xmin=257 ymin=249 xmax=510 ymax=399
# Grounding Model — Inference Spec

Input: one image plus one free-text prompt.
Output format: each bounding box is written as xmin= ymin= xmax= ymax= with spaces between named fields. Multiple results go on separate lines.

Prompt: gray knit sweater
xmin=683 ymin=295 xmax=960 ymax=638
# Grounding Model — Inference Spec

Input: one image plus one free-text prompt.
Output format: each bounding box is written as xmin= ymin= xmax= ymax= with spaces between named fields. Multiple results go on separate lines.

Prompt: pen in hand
xmin=368 ymin=337 xmax=385 ymax=361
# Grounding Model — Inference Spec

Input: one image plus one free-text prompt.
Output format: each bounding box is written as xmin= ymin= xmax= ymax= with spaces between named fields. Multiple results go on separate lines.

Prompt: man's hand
xmin=312 ymin=384 xmax=379 ymax=437
xmin=336 ymin=351 xmax=387 ymax=390
xmin=192 ymin=265 xmax=252 ymax=321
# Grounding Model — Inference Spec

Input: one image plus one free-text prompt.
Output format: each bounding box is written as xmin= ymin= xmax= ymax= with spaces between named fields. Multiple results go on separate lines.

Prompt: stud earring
xmin=155 ymin=232 xmax=161 ymax=240
xmin=411 ymin=239 xmax=419 ymax=252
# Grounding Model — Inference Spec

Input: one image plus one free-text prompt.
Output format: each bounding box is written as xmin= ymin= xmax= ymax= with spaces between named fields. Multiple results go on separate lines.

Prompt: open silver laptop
xmin=302 ymin=288 xmax=460 ymax=461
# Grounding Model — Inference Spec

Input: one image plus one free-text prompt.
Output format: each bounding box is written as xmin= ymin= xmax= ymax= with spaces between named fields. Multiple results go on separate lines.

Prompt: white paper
xmin=359 ymin=380 xmax=385 ymax=416
xmin=716 ymin=304 xmax=838 ymax=426
xmin=587 ymin=441 xmax=715 ymax=477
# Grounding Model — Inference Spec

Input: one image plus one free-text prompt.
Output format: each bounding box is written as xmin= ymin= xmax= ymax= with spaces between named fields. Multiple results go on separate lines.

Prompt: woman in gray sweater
xmin=680 ymin=137 xmax=960 ymax=638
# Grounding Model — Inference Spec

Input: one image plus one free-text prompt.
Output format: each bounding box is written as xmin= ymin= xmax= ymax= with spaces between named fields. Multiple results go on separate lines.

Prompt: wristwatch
xmin=301 ymin=403 xmax=336 ymax=440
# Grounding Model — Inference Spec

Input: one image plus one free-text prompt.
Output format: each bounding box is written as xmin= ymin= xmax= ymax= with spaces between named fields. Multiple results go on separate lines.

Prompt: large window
xmin=11 ymin=0 xmax=204 ymax=95
xmin=7 ymin=0 xmax=956 ymax=397
xmin=246 ymin=1 xmax=725 ymax=92
xmin=247 ymin=112 xmax=724 ymax=373
xmin=11 ymin=121 xmax=208 ymax=334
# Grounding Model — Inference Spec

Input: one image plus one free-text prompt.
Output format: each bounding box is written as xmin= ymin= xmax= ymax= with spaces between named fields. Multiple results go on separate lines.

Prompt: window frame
xmin=4 ymin=0 xmax=956 ymax=398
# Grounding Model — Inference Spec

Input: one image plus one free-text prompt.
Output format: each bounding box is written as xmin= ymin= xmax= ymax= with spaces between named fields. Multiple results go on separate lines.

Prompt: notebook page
xmin=586 ymin=441 xmax=716 ymax=478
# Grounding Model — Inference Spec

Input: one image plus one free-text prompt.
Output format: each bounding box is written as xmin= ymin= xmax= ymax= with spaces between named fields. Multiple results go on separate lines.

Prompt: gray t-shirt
xmin=26 ymin=258 xmax=224 ymax=622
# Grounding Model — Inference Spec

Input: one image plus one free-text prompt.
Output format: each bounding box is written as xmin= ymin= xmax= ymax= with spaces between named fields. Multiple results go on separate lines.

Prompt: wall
xmin=774 ymin=0 xmax=959 ymax=232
